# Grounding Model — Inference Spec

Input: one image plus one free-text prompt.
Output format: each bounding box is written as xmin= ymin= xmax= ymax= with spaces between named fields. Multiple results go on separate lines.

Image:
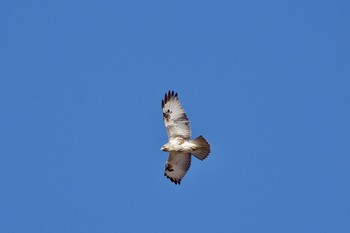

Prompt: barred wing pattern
xmin=164 ymin=152 xmax=191 ymax=185
xmin=162 ymin=91 xmax=191 ymax=140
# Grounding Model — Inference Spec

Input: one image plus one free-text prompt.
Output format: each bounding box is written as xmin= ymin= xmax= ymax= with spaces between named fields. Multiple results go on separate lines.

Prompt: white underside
xmin=163 ymin=138 xmax=197 ymax=152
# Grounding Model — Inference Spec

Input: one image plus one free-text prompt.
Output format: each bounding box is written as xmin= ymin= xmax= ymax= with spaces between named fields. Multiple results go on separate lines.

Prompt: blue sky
xmin=1 ymin=1 xmax=349 ymax=232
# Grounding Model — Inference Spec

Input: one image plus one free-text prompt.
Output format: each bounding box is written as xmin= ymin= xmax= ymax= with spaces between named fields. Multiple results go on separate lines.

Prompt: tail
xmin=191 ymin=135 xmax=211 ymax=160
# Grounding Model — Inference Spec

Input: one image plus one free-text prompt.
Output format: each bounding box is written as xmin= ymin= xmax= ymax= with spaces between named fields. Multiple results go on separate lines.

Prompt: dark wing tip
xmin=164 ymin=174 xmax=182 ymax=185
xmin=162 ymin=90 xmax=179 ymax=108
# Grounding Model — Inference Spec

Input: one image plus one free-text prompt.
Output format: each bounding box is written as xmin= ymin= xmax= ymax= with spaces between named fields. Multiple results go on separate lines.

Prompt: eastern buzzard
xmin=161 ymin=91 xmax=211 ymax=185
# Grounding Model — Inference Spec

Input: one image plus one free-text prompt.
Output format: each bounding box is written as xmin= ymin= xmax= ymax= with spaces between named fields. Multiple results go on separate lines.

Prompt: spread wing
xmin=161 ymin=91 xmax=191 ymax=140
xmin=164 ymin=152 xmax=191 ymax=185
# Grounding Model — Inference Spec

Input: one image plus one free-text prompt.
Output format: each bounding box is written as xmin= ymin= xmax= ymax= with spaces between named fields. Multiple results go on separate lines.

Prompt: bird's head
xmin=161 ymin=144 xmax=169 ymax=152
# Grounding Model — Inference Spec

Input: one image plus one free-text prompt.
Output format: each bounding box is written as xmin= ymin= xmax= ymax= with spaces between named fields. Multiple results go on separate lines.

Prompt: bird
xmin=161 ymin=90 xmax=211 ymax=185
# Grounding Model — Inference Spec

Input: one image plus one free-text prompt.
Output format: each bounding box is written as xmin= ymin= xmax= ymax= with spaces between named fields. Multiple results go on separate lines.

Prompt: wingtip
xmin=162 ymin=90 xmax=179 ymax=106
xmin=164 ymin=174 xmax=182 ymax=185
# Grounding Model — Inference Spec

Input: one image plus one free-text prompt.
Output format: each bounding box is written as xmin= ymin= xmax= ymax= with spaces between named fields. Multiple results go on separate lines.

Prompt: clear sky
xmin=1 ymin=1 xmax=349 ymax=232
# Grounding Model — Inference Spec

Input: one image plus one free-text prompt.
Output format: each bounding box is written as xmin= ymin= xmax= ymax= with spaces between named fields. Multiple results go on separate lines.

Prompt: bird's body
xmin=162 ymin=137 xmax=203 ymax=152
xmin=161 ymin=91 xmax=211 ymax=185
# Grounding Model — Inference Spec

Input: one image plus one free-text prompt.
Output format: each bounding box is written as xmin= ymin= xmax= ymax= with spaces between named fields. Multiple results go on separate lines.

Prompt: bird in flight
xmin=161 ymin=91 xmax=211 ymax=185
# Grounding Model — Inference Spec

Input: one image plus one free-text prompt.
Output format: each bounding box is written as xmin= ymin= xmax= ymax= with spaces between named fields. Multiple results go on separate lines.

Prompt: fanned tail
xmin=191 ymin=135 xmax=211 ymax=160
